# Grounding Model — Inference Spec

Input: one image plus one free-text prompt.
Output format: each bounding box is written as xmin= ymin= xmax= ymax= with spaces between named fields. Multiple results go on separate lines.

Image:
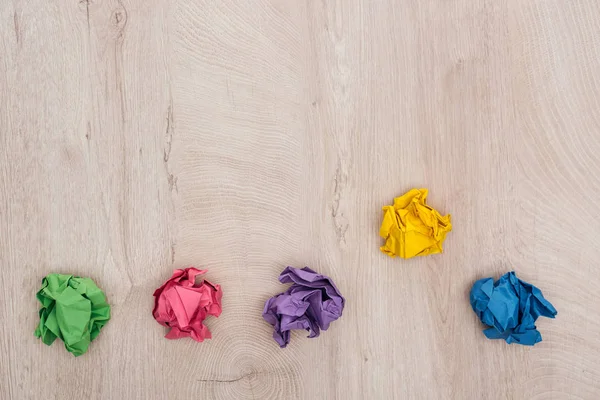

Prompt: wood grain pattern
xmin=2 ymin=0 xmax=600 ymax=398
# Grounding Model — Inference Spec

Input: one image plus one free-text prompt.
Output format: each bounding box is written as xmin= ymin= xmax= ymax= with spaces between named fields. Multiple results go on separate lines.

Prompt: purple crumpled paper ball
xmin=262 ymin=266 xmax=345 ymax=348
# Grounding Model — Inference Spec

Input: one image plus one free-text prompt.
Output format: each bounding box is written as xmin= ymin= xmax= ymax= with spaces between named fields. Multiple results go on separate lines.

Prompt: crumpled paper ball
xmin=470 ymin=271 xmax=557 ymax=346
xmin=153 ymin=267 xmax=223 ymax=342
xmin=263 ymin=266 xmax=345 ymax=348
xmin=379 ymin=188 xmax=452 ymax=258
xmin=35 ymin=273 xmax=111 ymax=357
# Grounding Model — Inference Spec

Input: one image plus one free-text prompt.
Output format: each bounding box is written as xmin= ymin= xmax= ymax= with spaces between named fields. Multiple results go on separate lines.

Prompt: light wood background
xmin=1 ymin=0 xmax=600 ymax=399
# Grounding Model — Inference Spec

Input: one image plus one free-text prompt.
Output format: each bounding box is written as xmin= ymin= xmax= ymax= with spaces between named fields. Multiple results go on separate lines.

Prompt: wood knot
xmin=110 ymin=6 xmax=128 ymax=33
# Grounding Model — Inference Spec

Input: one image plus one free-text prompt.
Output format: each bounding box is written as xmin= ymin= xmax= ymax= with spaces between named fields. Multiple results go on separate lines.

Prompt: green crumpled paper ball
xmin=34 ymin=273 xmax=111 ymax=356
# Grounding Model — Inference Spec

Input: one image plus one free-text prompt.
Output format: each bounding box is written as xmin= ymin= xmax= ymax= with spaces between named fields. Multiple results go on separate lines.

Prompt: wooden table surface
xmin=2 ymin=1 xmax=600 ymax=399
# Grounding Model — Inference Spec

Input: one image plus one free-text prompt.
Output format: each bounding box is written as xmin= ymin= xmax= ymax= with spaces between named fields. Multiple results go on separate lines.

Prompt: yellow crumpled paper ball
xmin=379 ymin=188 xmax=452 ymax=258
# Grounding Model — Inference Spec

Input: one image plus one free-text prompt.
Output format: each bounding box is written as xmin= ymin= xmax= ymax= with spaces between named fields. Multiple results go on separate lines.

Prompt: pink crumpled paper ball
xmin=152 ymin=267 xmax=223 ymax=342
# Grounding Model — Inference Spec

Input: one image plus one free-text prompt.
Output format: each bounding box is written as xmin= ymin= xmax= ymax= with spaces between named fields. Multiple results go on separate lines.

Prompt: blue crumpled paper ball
xmin=470 ymin=271 xmax=557 ymax=346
